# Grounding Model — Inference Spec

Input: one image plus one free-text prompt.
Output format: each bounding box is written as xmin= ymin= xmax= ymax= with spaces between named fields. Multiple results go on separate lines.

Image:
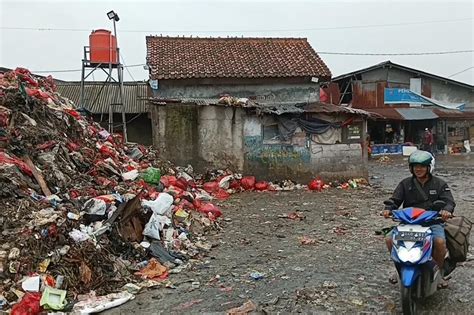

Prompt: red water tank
xmin=89 ymin=29 xmax=118 ymax=64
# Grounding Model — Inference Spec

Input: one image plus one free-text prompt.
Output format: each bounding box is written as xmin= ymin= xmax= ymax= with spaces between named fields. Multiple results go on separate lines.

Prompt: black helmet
xmin=408 ymin=150 xmax=435 ymax=173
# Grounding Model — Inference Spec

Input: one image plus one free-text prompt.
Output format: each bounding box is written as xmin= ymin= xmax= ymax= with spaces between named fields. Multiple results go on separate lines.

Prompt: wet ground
xmin=106 ymin=155 xmax=474 ymax=314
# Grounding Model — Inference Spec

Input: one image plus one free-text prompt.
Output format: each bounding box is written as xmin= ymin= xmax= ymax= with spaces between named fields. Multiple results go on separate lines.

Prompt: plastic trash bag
xmin=141 ymin=167 xmax=161 ymax=185
xmin=40 ymin=287 xmax=67 ymax=310
xmin=198 ymin=203 xmax=223 ymax=218
xmin=255 ymin=181 xmax=269 ymax=191
xmin=11 ymin=292 xmax=42 ymax=315
xmin=241 ymin=176 xmax=256 ymax=190
xmin=143 ymin=213 xmax=171 ymax=240
xmin=203 ymin=181 xmax=219 ymax=193
xmin=142 ymin=192 xmax=173 ymax=215
xmin=308 ymin=179 xmax=324 ymax=191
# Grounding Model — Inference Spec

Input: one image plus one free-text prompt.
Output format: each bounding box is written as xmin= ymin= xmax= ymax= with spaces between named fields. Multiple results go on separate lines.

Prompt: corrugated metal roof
xmin=432 ymin=108 xmax=474 ymax=120
xmin=303 ymin=102 xmax=374 ymax=118
xmin=56 ymin=82 xmax=148 ymax=113
xmin=395 ymin=108 xmax=438 ymax=120
xmin=364 ymin=108 xmax=404 ymax=120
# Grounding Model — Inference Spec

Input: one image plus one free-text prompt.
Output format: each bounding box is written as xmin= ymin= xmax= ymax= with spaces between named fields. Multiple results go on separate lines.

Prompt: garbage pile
xmin=0 ymin=68 xmax=235 ymax=313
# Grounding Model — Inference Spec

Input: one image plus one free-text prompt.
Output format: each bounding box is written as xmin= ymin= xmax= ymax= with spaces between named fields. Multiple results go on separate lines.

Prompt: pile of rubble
xmin=0 ymin=68 xmax=369 ymax=314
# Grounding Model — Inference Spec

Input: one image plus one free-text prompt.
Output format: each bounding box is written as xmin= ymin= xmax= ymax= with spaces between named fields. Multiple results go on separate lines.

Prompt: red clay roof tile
xmin=146 ymin=36 xmax=331 ymax=80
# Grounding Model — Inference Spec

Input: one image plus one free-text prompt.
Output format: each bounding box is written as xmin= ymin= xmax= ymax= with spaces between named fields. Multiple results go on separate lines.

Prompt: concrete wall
xmin=242 ymin=115 xmax=367 ymax=182
xmin=310 ymin=143 xmax=367 ymax=180
xmin=151 ymin=78 xmax=320 ymax=104
xmin=151 ymin=104 xmax=244 ymax=170
xmin=151 ymin=104 xmax=368 ymax=182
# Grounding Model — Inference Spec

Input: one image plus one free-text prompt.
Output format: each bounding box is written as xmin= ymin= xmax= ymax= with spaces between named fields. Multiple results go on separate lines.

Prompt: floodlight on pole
xmin=107 ymin=10 xmax=119 ymax=21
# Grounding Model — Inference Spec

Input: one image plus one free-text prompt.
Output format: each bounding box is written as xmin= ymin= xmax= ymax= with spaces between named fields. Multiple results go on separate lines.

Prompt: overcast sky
xmin=1 ymin=0 xmax=473 ymax=84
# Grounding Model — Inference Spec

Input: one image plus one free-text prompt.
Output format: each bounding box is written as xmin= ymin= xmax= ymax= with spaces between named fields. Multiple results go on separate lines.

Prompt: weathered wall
xmin=242 ymin=116 xmax=367 ymax=182
xmin=310 ymin=143 xmax=367 ymax=180
xmin=151 ymin=104 xmax=244 ymax=171
xmin=152 ymin=78 xmax=320 ymax=103
xmin=243 ymin=116 xmax=312 ymax=181
xmin=152 ymin=105 xmax=368 ymax=182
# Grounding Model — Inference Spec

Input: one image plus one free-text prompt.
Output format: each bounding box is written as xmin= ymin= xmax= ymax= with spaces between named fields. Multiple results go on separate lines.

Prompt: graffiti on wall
xmin=244 ymin=136 xmax=310 ymax=165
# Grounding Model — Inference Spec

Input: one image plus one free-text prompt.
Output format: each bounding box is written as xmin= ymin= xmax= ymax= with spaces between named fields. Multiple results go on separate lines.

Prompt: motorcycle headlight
xmin=397 ymin=246 xmax=422 ymax=263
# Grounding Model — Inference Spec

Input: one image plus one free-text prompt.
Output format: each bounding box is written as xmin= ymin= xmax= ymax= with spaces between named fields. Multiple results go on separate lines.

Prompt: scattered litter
xmin=72 ymin=291 xmax=134 ymax=314
xmin=250 ymin=272 xmax=265 ymax=280
xmin=226 ymin=300 xmax=257 ymax=315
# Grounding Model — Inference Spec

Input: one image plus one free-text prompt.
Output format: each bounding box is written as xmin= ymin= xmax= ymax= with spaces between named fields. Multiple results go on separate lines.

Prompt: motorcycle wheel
xmin=400 ymin=285 xmax=417 ymax=315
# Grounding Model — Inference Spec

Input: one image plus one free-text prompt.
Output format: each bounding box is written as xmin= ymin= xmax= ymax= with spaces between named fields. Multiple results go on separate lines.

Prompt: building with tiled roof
xmin=146 ymin=36 xmax=331 ymax=81
xmin=145 ymin=36 xmax=370 ymax=181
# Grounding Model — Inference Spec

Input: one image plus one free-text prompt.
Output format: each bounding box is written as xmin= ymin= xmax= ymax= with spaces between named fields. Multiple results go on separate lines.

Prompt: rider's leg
xmin=430 ymin=224 xmax=447 ymax=269
xmin=385 ymin=237 xmax=393 ymax=253
xmin=432 ymin=238 xmax=447 ymax=268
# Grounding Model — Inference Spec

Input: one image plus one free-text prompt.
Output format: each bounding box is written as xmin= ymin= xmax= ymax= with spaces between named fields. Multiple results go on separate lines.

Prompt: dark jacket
xmin=385 ymin=175 xmax=456 ymax=213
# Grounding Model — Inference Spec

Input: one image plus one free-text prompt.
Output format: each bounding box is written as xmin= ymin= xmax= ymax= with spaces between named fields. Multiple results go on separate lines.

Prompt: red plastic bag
xmin=241 ymin=176 xmax=256 ymax=190
xmin=308 ymin=179 xmax=324 ymax=191
xmin=160 ymin=175 xmax=177 ymax=188
xmin=229 ymin=180 xmax=241 ymax=190
xmin=11 ymin=292 xmax=42 ymax=315
xmin=198 ymin=203 xmax=223 ymax=218
xmin=0 ymin=152 xmax=33 ymax=176
xmin=213 ymin=188 xmax=230 ymax=200
xmin=174 ymin=177 xmax=189 ymax=191
xmin=203 ymin=181 xmax=219 ymax=193
xmin=255 ymin=181 xmax=269 ymax=191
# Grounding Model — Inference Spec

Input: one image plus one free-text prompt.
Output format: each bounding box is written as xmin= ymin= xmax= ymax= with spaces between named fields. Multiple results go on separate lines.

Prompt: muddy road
xmin=106 ymin=155 xmax=473 ymax=314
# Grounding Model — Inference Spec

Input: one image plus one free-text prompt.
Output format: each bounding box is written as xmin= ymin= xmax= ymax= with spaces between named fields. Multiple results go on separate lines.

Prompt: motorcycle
xmin=384 ymin=200 xmax=454 ymax=315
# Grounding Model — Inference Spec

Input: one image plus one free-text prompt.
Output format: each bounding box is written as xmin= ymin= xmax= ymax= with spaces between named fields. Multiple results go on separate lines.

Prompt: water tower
xmin=79 ymin=10 xmax=127 ymax=142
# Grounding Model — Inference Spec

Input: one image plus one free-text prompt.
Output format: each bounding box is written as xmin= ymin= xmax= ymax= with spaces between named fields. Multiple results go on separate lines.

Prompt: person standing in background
xmin=423 ymin=128 xmax=434 ymax=153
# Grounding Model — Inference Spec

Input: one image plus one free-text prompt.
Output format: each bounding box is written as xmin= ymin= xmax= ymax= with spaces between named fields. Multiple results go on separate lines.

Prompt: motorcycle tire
xmin=400 ymin=285 xmax=417 ymax=315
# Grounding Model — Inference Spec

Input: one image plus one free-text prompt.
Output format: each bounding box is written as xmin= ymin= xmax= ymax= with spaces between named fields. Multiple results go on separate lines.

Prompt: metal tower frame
xmin=78 ymin=24 xmax=127 ymax=143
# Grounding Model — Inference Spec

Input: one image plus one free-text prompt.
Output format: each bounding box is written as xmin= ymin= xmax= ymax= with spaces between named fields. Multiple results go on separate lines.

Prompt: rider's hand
xmin=382 ymin=210 xmax=392 ymax=218
xmin=439 ymin=210 xmax=452 ymax=221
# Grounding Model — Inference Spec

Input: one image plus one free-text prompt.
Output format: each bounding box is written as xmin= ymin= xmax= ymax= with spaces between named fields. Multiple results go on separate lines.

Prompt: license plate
xmin=395 ymin=232 xmax=425 ymax=242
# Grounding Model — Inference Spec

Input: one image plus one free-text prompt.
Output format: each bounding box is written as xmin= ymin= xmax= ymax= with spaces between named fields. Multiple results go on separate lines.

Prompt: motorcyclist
xmin=383 ymin=150 xmax=455 ymax=284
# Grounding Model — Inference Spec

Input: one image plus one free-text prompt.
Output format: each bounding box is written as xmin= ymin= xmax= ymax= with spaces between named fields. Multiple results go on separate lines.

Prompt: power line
xmin=30 ymin=50 xmax=473 ymax=74
xmin=1 ymin=18 xmax=472 ymax=33
xmin=318 ymin=50 xmax=474 ymax=56
xmin=120 ymin=54 xmax=137 ymax=81
xmin=448 ymin=66 xmax=474 ymax=77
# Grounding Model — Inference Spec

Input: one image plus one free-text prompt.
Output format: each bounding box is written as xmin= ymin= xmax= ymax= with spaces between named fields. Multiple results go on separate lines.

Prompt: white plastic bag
xmin=82 ymin=198 xmax=107 ymax=215
xmin=141 ymin=193 xmax=173 ymax=215
xmin=143 ymin=213 xmax=171 ymax=240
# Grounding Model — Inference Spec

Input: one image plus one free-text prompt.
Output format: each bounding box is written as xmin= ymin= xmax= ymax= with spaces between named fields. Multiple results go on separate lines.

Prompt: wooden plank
xmin=23 ymin=156 xmax=52 ymax=196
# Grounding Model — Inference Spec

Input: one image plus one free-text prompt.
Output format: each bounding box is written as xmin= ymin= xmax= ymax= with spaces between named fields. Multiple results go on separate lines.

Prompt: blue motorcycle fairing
xmin=400 ymin=265 xmax=420 ymax=287
xmin=393 ymin=208 xmax=438 ymax=224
